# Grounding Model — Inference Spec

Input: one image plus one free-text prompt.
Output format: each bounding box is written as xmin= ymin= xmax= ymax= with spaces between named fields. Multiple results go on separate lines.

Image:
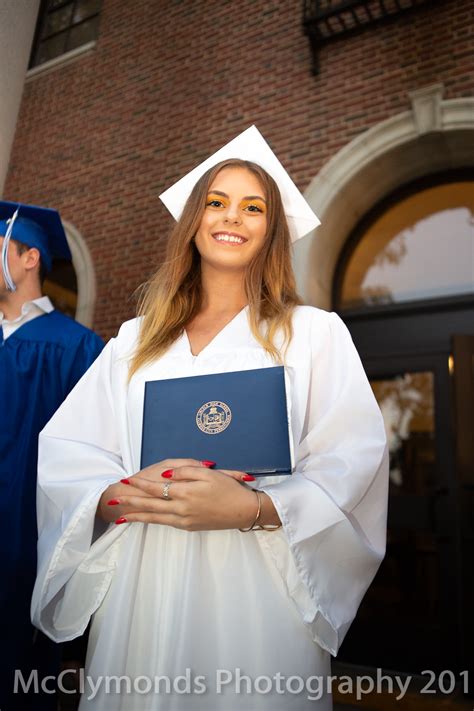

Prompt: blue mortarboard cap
xmin=0 ymin=201 xmax=72 ymax=274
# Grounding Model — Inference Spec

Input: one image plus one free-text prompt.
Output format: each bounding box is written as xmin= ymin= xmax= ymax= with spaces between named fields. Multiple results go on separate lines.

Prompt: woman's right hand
xmin=96 ymin=458 xmax=217 ymax=523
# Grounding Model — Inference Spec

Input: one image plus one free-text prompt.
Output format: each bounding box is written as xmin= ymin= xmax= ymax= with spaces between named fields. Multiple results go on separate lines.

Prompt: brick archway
xmin=294 ymin=86 xmax=474 ymax=309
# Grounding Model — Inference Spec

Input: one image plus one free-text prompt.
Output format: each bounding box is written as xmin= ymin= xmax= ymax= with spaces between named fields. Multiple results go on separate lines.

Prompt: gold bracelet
xmin=239 ymin=490 xmax=282 ymax=532
xmin=239 ymin=490 xmax=262 ymax=532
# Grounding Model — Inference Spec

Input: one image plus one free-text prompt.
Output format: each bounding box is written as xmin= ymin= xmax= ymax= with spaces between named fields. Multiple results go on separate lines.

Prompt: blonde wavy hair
xmin=128 ymin=159 xmax=302 ymax=379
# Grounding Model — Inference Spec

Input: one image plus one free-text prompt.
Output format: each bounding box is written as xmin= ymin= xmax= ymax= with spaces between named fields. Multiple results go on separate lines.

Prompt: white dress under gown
xmin=31 ymin=306 xmax=388 ymax=710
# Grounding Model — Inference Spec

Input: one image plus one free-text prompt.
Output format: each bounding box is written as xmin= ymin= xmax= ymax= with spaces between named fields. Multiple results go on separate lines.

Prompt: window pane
xmin=371 ymin=372 xmax=435 ymax=492
xmin=43 ymin=5 xmax=74 ymax=37
xmin=67 ymin=15 xmax=100 ymax=50
xmin=36 ymin=33 xmax=68 ymax=64
xmin=340 ymin=182 xmax=474 ymax=309
xmin=30 ymin=0 xmax=101 ymax=67
xmin=365 ymin=372 xmax=440 ymax=652
xmin=73 ymin=0 xmax=102 ymax=23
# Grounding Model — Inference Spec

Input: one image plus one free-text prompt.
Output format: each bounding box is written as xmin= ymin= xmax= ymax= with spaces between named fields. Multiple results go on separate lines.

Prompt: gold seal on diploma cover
xmin=196 ymin=401 xmax=232 ymax=435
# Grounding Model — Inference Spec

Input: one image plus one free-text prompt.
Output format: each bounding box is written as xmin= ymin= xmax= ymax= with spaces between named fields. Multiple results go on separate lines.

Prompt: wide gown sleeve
xmin=260 ymin=311 xmax=388 ymax=656
xmin=31 ymin=336 xmax=128 ymax=642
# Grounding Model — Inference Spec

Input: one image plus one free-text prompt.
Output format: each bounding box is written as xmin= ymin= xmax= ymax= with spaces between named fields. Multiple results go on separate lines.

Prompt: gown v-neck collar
xmin=181 ymin=305 xmax=250 ymax=359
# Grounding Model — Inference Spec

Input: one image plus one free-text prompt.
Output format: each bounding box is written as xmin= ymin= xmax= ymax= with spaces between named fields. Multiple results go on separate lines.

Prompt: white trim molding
xmin=26 ymin=41 xmax=96 ymax=82
xmin=294 ymin=87 xmax=474 ymax=309
xmin=63 ymin=220 xmax=97 ymax=328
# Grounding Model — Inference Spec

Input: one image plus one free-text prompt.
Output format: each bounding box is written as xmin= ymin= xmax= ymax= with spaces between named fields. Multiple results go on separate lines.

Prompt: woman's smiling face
xmin=194 ymin=166 xmax=268 ymax=273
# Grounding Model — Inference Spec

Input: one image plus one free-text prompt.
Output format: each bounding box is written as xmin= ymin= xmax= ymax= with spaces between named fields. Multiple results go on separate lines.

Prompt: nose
xmin=223 ymin=202 xmax=241 ymax=225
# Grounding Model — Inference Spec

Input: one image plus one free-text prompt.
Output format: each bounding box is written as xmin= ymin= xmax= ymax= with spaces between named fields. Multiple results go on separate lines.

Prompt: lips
xmin=212 ymin=232 xmax=248 ymax=245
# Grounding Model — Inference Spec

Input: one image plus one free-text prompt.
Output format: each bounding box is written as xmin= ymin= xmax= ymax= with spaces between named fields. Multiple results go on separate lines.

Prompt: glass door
xmin=338 ymin=353 xmax=460 ymax=673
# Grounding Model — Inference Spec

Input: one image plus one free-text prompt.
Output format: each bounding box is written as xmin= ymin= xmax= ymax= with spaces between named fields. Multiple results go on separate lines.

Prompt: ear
xmin=22 ymin=247 xmax=41 ymax=273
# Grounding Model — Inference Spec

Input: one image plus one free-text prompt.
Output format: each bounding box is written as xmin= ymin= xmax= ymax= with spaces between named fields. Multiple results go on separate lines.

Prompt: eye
xmin=206 ymin=199 xmax=224 ymax=208
xmin=244 ymin=203 xmax=264 ymax=213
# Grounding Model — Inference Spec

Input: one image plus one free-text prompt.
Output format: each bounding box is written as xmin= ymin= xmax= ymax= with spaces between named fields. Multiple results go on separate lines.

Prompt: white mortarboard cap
xmin=159 ymin=125 xmax=320 ymax=243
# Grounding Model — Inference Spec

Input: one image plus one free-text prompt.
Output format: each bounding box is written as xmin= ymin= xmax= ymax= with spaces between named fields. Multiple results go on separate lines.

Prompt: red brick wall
xmin=5 ymin=0 xmax=473 ymax=340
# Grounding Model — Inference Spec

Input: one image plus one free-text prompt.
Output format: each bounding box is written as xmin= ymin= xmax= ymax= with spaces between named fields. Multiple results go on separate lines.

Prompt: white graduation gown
xmin=31 ymin=306 xmax=388 ymax=710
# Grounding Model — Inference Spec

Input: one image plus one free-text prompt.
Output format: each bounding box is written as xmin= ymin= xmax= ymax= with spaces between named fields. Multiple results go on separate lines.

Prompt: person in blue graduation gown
xmin=0 ymin=201 xmax=104 ymax=710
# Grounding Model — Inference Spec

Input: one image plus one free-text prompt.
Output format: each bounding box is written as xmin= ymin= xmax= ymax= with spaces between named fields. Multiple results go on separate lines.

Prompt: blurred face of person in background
xmin=0 ymin=236 xmax=41 ymax=308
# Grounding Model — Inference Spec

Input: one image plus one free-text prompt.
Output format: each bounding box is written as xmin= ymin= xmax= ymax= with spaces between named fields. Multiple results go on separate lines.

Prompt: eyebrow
xmin=208 ymin=190 xmax=267 ymax=203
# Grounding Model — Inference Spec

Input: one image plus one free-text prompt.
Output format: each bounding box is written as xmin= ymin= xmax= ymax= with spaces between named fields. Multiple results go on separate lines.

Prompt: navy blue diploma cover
xmin=140 ymin=366 xmax=292 ymax=475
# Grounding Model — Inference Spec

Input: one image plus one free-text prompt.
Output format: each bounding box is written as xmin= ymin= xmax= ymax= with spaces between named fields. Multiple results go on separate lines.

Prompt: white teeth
xmin=214 ymin=234 xmax=244 ymax=244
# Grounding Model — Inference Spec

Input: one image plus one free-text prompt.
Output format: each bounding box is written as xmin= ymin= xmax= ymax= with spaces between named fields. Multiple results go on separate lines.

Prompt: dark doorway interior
xmin=337 ymin=295 xmax=474 ymax=686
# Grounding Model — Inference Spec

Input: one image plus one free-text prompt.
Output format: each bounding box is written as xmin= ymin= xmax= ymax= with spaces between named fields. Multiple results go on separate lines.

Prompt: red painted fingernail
xmin=201 ymin=460 xmax=216 ymax=467
xmin=120 ymin=478 xmax=130 ymax=485
xmin=115 ymin=517 xmax=128 ymax=525
xmin=107 ymin=499 xmax=120 ymax=506
xmin=242 ymin=474 xmax=256 ymax=481
xmin=162 ymin=469 xmax=173 ymax=478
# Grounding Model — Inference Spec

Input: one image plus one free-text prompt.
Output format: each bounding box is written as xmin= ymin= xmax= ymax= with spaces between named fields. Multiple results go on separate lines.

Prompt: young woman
xmin=32 ymin=134 xmax=388 ymax=710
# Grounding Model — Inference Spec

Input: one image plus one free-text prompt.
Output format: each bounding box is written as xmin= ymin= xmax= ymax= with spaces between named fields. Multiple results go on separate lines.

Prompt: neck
xmin=0 ymin=283 xmax=43 ymax=320
xmin=199 ymin=263 xmax=247 ymax=315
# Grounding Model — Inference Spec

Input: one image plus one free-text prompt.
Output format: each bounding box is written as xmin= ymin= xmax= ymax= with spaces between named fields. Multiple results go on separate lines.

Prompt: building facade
xmin=2 ymin=0 xmax=473 ymax=704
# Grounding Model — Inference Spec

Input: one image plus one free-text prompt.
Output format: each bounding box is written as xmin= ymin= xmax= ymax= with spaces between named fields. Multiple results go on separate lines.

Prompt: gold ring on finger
xmin=162 ymin=482 xmax=172 ymax=500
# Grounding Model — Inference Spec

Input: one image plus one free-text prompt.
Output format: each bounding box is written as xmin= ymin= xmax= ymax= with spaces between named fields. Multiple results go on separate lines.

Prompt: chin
xmin=204 ymin=255 xmax=250 ymax=272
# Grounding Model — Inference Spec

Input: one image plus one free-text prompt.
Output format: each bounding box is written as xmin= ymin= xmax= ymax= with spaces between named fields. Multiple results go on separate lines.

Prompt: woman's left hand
xmin=110 ymin=466 xmax=260 ymax=531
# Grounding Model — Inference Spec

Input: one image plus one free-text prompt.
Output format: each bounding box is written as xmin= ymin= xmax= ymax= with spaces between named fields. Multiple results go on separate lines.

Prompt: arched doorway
xmin=295 ymin=92 xmax=474 ymax=687
xmin=294 ymin=86 xmax=474 ymax=308
xmin=42 ymin=220 xmax=96 ymax=327
xmin=332 ymin=171 xmax=474 ymax=679
xmin=42 ymin=250 xmax=77 ymax=320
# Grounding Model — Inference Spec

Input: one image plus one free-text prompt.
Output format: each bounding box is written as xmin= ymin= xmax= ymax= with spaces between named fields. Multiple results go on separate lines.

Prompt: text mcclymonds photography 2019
xmin=15 ymin=668 xmax=471 ymax=703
